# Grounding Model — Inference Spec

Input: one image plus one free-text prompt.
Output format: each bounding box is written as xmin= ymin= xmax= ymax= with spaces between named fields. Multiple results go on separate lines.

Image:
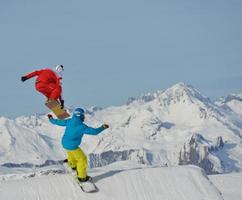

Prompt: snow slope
xmin=0 ymin=162 xmax=223 ymax=200
xmin=0 ymin=115 xmax=64 ymax=164
xmin=209 ymin=172 xmax=242 ymax=200
xmin=216 ymin=94 xmax=242 ymax=117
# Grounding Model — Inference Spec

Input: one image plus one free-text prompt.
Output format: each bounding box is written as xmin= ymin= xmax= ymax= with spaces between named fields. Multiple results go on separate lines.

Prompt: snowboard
xmin=62 ymin=160 xmax=98 ymax=193
xmin=45 ymin=100 xmax=70 ymax=119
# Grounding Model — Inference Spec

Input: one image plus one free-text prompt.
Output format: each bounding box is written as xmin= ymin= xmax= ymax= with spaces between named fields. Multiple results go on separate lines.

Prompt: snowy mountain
xmin=87 ymin=83 xmax=242 ymax=174
xmin=216 ymin=93 xmax=242 ymax=116
xmin=0 ymin=115 xmax=64 ymax=164
xmin=0 ymin=82 xmax=242 ymax=175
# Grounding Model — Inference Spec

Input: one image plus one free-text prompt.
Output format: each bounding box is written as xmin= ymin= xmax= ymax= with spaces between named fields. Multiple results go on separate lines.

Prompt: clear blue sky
xmin=0 ymin=0 xmax=242 ymax=117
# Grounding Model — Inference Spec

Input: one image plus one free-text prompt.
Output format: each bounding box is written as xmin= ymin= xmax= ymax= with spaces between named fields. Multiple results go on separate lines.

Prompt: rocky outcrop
xmin=216 ymin=136 xmax=224 ymax=149
xmin=89 ymin=149 xmax=149 ymax=168
xmin=178 ymin=133 xmax=224 ymax=174
xmin=88 ymin=148 xmax=168 ymax=168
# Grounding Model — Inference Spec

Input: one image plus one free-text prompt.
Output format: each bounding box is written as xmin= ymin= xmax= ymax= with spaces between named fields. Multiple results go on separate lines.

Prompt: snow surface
xmin=209 ymin=172 xmax=242 ymax=200
xmin=216 ymin=93 xmax=242 ymax=117
xmin=0 ymin=162 xmax=223 ymax=200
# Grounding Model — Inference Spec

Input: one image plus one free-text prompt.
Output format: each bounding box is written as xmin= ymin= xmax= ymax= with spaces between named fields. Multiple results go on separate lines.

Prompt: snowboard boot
xmin=78 ymin=176 xmax=92 ymax=183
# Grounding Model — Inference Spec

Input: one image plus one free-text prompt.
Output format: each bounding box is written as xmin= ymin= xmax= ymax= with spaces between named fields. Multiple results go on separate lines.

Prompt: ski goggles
xmin=74 ymin=110 xmax=84 ymax=116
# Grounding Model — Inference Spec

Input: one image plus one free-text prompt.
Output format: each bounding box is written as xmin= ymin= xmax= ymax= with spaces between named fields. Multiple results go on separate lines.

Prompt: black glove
xmin=21 ymin=76 xmax=28 ymax=82
xmin=102 ymin=124 xmax=109 ymax=129
xmin=47 ymin=114 xmax=53 ymax=119
xmin=60 ymin=100 xmax=64 ymax=109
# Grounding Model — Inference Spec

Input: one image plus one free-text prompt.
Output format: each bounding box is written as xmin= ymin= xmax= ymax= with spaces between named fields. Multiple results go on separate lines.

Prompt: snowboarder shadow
xmin=92 ymin=170 xmax=123 ymax=183
xmin=92 ymin=167 xmax=147 ymax=183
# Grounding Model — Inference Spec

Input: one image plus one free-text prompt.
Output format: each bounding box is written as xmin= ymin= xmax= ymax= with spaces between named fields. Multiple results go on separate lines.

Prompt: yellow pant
xmin=66 ymin=148 xmax=87 ymax=179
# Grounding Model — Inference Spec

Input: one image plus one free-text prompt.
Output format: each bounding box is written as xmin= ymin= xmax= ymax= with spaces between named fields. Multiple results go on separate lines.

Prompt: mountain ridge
xmin=0 ymin=83 xmax=242 ymax=174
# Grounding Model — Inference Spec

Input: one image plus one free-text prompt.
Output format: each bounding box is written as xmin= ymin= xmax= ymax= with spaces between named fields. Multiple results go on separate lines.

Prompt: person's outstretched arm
xmin=21 ymin=70 xmax=42 ymax=82
xmin=83 ymin=124 xmax=109 ymax=135
xmin=47 ymin=114 xmax=68 ymax=126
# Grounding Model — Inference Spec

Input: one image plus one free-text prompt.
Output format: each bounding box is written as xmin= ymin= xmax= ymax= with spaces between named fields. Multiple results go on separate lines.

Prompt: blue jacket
xmin=49 ymin=114 xmax=105 ymax=150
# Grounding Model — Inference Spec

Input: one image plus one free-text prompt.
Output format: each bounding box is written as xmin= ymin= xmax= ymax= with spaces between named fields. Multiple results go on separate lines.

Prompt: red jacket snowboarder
xmin=21 ymin=65 xmax=65 ymax=108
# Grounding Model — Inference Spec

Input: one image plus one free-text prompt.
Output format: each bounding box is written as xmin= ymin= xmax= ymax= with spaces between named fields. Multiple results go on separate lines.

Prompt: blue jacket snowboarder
xmin=48 ymin=108 xmax=109 ymax=182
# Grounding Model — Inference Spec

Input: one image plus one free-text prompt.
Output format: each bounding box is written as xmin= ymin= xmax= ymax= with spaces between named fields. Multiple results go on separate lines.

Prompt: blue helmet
xmin=73 ymin=108 xmax=85 ymax=121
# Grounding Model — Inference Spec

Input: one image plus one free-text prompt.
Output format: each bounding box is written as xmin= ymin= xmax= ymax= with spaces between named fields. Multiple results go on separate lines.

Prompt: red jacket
xmin=25 ymin=69 xmax=61 ymax=86
xmin=25 ymin=68 xmax=62 ymax=100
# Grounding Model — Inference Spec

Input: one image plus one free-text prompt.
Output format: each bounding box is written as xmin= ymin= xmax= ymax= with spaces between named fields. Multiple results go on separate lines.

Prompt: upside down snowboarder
xmin=48 ymin=108 xmax=109 ymax=183
xmin=21 ymin=65 xmax=65 ymax=109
